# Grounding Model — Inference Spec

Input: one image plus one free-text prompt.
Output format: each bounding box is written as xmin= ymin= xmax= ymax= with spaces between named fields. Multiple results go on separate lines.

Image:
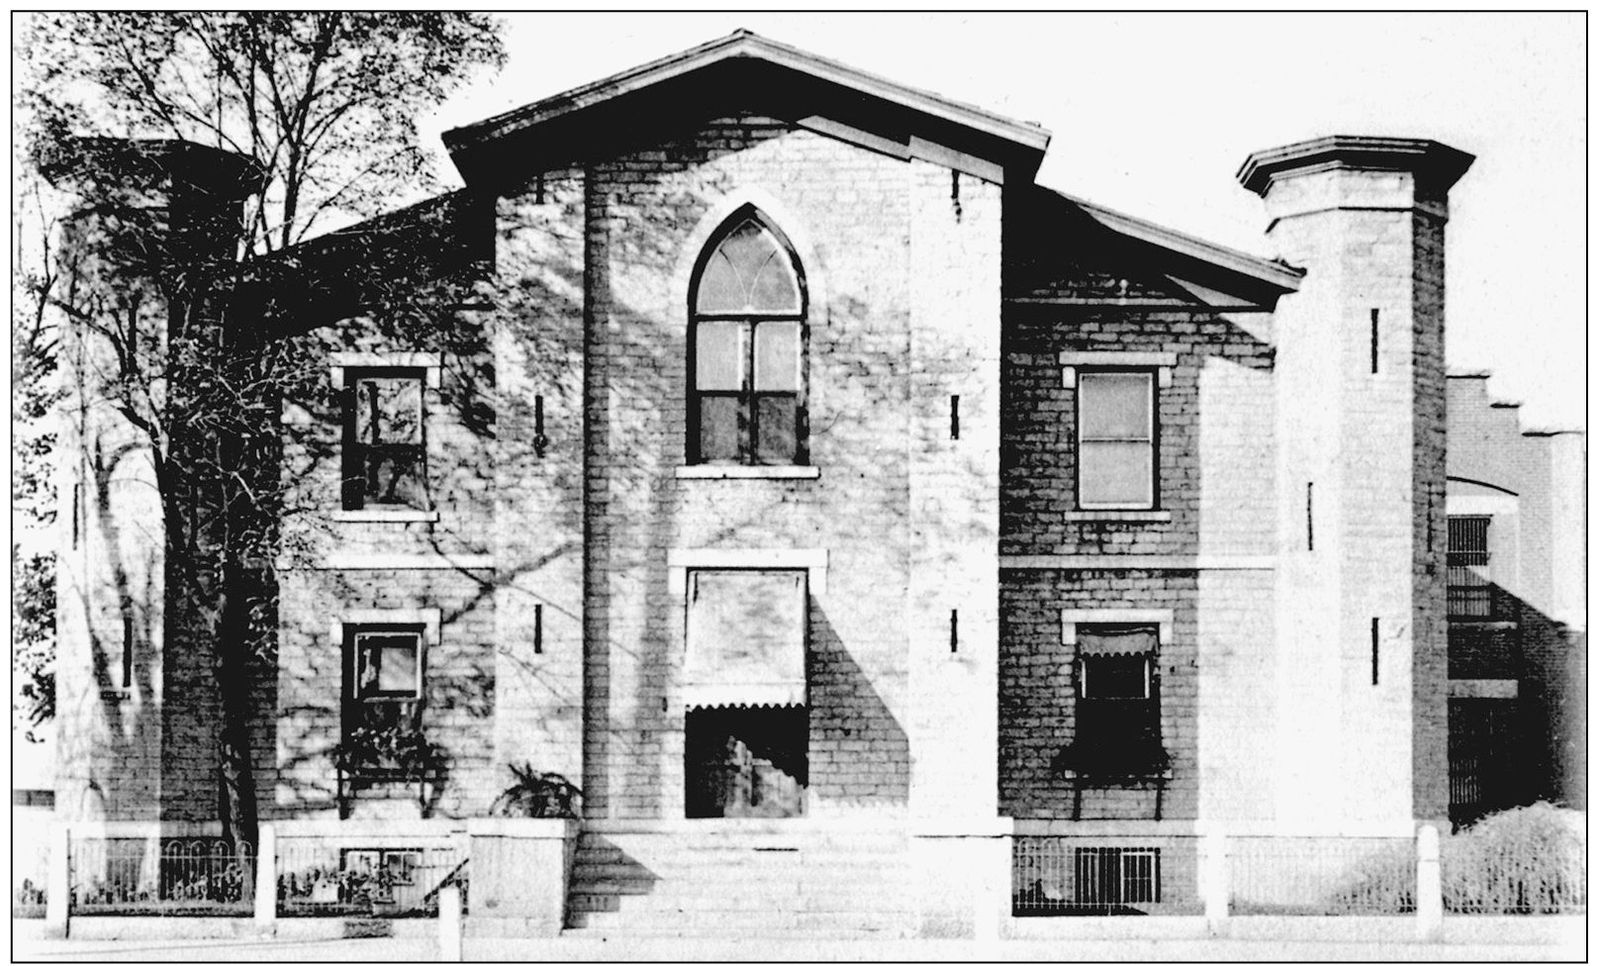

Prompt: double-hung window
xmin=689 ymin=211 xmax=807 ymax=465
xmin=1076 ymin=371 xmax=1157 ymax=510
xmin=342 ymin=369 xmax=427 ymax=511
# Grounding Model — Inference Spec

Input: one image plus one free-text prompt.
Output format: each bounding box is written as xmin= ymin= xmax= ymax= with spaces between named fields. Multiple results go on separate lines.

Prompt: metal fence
xmin=1011 ymin=836 xmax=1200 ymax=916
xmin=1228 ymin=836 xmax=1415 ymax=916
xmin=69 ymin=838 xmax=255 ymax=916
xmin=12 ymin=832 xmax=49 ymax=919
xmin=1442 ymin=838 xmax=1586 ymax=914
xmin=276 ymin=835 xmax=467 ymax=917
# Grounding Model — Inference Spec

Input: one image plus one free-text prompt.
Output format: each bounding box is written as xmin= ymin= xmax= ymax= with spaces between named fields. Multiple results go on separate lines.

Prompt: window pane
xmin=1081 ymin=655 xmax=1148 ymax=698
xmin=698 ymin=396 xmax=743 ymax=462
xmin=356 ymin=634 xmax=419 ymax=697
xmin=754 ymin=321 xmax=800 ymax=391
xmin=754 ymin=394 xmax=798 ymax=464
xmin=695 ymin=322 xmax=744 ymax=390
xmin=696 ymin=251 xmax=746 ymax=314
xmin=1080 ymin=440 xmax=1153 ymax=507
xmin=694 ymin=219 xmax=801 ymax=314
xmin=356 ymin=378 xmax=423 ymax=445
xmin=747 ymin=250 xmax=800 ymax=313
xmin=367 ymin=447 xmax=427 ymax=509
xmin=1079 ymin=372 xmax=1152 ymax=439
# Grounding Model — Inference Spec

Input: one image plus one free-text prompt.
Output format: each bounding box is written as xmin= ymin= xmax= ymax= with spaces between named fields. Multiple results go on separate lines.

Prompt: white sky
xmin=417 ymin=11 xmax=1587 ymax=432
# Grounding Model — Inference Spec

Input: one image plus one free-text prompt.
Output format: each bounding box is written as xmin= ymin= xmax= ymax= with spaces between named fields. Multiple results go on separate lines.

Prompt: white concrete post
xmin=45 ymin=823 xmax=69 ymax=936
xmin=1416 ymin=823 xmax=1443 ymax=941
xmin=438 ymin=884 xmax=463 ymax=961
xmin=253 ymin=823 xmax=276 ymax=927
xmin=972 ymin=836 xmax=1006 ymax=944
xmin=1201 ymin=833 xmax=1229 ymax=934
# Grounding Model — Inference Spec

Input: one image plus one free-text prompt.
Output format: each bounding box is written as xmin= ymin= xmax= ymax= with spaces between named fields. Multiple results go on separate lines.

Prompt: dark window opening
xmin=1055 ymin=624 xmax=1167 ymax=776
xmin=685 ymin=706 xmax=807 ymax=819
xmin=342 ymin=369 xmax=427 ymax=510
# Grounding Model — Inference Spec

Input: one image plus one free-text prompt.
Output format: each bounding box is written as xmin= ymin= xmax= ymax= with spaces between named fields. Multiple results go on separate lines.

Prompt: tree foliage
xmin=21 ymin=11 xmax=504 ymax=252
xmin=17 ymin=12 xmax=505 ymax=841
xmin=12 ymin=186 xmax=60 ymax=739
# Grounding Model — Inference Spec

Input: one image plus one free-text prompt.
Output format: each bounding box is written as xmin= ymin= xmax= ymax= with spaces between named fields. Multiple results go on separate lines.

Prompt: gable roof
xmin=1054 ymin=189 xmax=1305 ymax=293
xmin=1007 ymin=186 xmax=1302 ymax=311
xmin=443 ymin=29 xmax=1051 ymax=186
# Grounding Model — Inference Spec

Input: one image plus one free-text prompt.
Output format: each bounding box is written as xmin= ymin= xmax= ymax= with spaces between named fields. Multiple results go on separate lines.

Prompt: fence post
xmin=1415 ymin=823 xmax=1443 ymax=941
xmin=438 ymin=885 xmax=463 ymax=961
xmin=1201 ymin=832 xmax=1229 ymax=935
xmin=45 ymin=823 xmax=69 ymax=936
xmin=254 ymin=823 xmax=277 ymax=928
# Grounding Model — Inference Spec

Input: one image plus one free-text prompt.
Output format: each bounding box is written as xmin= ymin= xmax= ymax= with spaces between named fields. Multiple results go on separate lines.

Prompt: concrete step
xmin=564 ymin=909 xmax=914 ymax=935
xmin=567 ymin=891 xmax=915 ymax=914
xmin=569 ymin=862 xmax=910 ymax=883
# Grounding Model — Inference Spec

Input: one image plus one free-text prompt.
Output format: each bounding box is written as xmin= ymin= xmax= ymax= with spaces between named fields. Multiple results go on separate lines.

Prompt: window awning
xmin=684 ymin=570 xmax=807 ymax=709
xmin=1076 ymin=624 xmax=1158 ymax=657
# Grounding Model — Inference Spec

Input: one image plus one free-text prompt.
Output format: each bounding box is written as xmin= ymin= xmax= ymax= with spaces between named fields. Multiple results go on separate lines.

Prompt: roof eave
xmin=443 ymin=30 xmax=1050 ymax=168
xmin=1051 ymin=189 xmax=1304 ymax=293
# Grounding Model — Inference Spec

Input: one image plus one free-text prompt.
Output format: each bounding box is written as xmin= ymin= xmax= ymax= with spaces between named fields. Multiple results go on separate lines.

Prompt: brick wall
xmin=578 ymin=116 xmax=930 ymax=818
xmin=999 ymin=570 xmax=1198 ymax=820
xmin=1001 ymin=310 xmax=1275 ymax=557
xmin=1256 ymin=160 xmax=1456 ymax=826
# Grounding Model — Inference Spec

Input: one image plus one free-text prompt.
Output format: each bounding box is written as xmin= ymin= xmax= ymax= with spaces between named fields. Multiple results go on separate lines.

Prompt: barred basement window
xmin=688 ymin=209 xmax=808 ymax=466
xmin=1447 ymin=515 xmax=1493 ymax=619
xmin=340 ymin=848 xmax=421 ymax=905
xmin=1075 ymin=847 xmax=1161 ymax=905
xmin=1076 ymin=370 xmax=1157 ymax=509
xmin=342 ymin=369 xmax=428 ymax=511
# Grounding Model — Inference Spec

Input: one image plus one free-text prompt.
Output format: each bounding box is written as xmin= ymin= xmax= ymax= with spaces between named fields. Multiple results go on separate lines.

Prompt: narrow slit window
xmin=1370 ymin=308 xmax=1380 ymax=374
xmin=1371 ymin=617 xmax=1380 ymax=685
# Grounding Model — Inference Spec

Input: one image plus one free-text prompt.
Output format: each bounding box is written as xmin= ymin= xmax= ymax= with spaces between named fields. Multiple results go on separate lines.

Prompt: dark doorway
xmin=1449 ymin=697 xmax=1527 ymax=826
xmin=685 ymin=706 xmax=807 ymax=818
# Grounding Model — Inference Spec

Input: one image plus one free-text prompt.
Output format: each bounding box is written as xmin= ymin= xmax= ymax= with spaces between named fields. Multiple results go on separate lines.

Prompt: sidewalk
xmin=14 ymin=930 xmax=1587 ymax=963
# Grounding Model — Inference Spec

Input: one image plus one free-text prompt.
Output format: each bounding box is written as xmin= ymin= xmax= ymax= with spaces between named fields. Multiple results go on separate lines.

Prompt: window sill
xmin=1063 ymin=510 xmax=1171 ymax=522
xmin=675 ymin=465 xmax=821 ymax=480
xmin=333 ymin=509 xmax=440 ymax=523
xmin=1447 ymin=619 xmax=1518 ymax=631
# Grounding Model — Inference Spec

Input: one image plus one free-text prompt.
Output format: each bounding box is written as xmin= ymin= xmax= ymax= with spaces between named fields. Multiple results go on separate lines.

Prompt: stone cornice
xmin=1236 ymin=135 xmax=1475 ymax=197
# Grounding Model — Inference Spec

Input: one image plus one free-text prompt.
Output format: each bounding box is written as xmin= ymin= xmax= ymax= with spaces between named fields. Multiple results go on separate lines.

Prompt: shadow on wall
xmin=809 ymin=605 xmax=909 ymax=807
xmin=1448 ymin=583 xmax=1587 ymax=824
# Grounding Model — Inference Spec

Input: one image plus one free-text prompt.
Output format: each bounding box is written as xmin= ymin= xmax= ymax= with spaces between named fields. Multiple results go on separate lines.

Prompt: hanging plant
xmin=333 ymin=724 xmax=442 ymax=780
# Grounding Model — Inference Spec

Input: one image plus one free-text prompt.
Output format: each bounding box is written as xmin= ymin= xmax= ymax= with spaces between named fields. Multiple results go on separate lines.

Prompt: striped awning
xmin=1076 ymin=624 xmax=1158 ymax=657
xmin=684 ymin=570 xmax=807 ymax=709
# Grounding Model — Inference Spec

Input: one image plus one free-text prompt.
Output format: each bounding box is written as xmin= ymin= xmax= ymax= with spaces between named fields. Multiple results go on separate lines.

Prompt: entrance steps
xmin=563 ymin=821 xmax=915 ymax=938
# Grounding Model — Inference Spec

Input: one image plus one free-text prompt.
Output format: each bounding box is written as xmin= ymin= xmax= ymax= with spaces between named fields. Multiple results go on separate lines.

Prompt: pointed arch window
xmin=689 ymin=211 xmax=808 ymax=465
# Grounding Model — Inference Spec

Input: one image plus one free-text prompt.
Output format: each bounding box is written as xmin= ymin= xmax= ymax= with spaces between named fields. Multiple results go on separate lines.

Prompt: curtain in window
xmin=684 ymin=570 xmax=807 ymax=709
xmin=1076 ymin=624 xmax=1158 ymax=656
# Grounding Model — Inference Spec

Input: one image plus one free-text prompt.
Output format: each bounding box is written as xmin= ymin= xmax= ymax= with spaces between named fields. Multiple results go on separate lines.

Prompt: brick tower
xmin=1238 ymin=137 xmax=1473 ymax=826
xmin=42 ymin=138 xmax=263 ymax=821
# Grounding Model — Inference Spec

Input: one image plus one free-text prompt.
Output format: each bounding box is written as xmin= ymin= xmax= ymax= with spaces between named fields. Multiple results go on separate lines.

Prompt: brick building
xmin=49 ymin=31 xmax=1565 ymax=932
xmin=1443 ymin=372 xmax=1585 ymax=824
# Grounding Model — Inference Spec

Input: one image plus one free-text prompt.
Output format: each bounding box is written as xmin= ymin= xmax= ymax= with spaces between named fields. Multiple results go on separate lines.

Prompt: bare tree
xmin=17 ymin=12 xmax=504 ymax=848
